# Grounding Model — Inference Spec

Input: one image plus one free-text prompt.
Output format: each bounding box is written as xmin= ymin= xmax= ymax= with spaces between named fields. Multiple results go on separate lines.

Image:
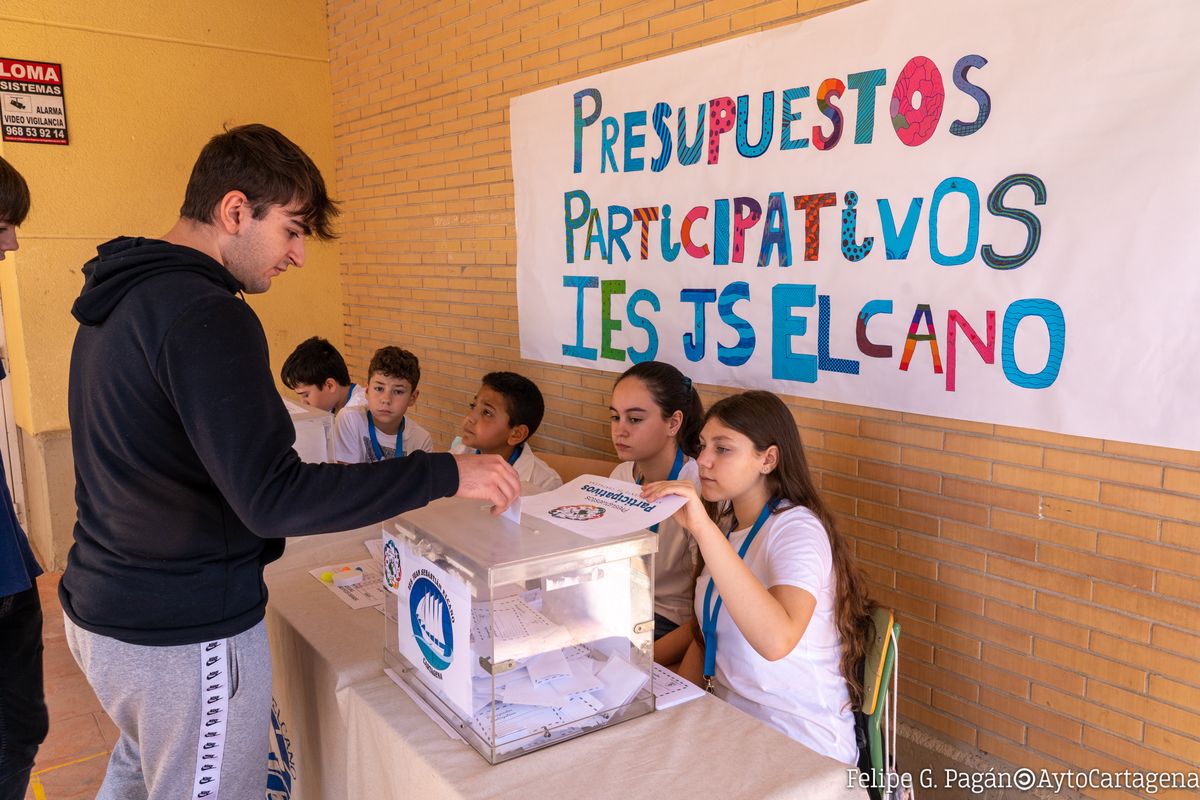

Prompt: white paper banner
xmin=521 ymin=475 xmax=686 ymax=540
xmin=512 ymin=0 xmax=1200 ymax=451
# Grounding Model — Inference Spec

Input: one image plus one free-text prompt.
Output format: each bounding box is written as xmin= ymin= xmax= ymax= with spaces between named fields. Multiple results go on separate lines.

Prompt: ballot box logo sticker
xmin=408 ymin=573 xmax=455 ymax=672
xmin=549 ymin=504 xmax=606 ymax=522
xmin=383 ymin=537 xmax=402 ymax=591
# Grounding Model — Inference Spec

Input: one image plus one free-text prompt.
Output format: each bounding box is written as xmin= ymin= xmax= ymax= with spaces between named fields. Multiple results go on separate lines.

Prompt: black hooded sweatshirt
xmin=61 ymin=237 xmax=459 ymax=645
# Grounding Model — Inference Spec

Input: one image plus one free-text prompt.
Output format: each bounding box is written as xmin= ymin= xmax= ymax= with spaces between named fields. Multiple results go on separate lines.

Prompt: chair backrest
xmin=539 ymin=452 xmax=620 ymax=484
xmin=862 ymin=607 xmax=894 ymax=716
xmin=863 ymin=607 xmax=901 ymax=784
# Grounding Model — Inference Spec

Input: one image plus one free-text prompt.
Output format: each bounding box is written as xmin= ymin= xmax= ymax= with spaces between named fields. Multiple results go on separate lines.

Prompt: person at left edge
xmin=0 ymin=155 xmax=49 ymax=800
xmin=60 ymin=124 xmax=519 ymax=799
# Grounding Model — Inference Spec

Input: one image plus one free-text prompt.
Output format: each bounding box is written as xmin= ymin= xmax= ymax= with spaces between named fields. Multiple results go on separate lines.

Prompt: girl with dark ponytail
xmin=609 ymin=361 xmax=705 ymax=663
xmin=641 ymin=391 xmax=872 ymax=765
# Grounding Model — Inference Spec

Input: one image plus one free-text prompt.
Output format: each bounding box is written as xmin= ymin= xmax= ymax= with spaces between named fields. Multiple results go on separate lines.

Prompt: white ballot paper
xmin=500 ymin=495 xmax=522 ymax=524
xmin=363 ymin=537 xmax=384 ymax=564
xmin=651 ymin=663 xmax=705 ymax=710
xmin=520 ymin=475 xmax=687 ymax=540
xmin=471 ymin=596 xmax=574 ymax=665
xmin=525 ymin=648 xmax=572 ymax=685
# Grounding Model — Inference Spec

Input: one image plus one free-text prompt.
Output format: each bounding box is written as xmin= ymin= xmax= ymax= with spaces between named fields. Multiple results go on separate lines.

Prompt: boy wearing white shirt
xmin=335 ymin=347 xmax=433 ymax=462
xmin=280 ymin=336 xmax=366 ymax=414
xmin=449 ymin=372 xmax=562 ymax=491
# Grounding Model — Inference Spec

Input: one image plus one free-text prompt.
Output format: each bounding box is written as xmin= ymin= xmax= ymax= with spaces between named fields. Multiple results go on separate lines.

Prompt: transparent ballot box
xmin=381 ymin=496 xmax=657 ymax=763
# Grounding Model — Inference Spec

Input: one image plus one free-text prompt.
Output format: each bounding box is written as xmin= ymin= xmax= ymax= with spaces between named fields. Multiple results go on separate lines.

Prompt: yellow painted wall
xmin=0 ymin=1 xmax=344 ymax=436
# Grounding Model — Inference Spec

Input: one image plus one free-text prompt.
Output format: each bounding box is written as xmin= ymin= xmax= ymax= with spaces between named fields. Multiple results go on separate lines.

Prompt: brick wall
xmin=326 ymin=1 xmax=1200 ymax=794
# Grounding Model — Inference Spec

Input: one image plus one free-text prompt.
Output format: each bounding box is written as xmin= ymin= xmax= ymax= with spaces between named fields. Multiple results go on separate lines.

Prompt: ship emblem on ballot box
xmin=409 ymin=576 xmax=454 ymax=671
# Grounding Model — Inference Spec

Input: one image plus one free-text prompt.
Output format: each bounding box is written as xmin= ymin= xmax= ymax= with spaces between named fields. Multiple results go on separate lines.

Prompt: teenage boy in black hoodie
xmin=60 ymin=124 xmax=520 ymax=799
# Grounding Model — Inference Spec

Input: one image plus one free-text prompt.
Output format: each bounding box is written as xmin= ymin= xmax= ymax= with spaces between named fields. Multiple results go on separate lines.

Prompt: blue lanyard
xmin=474 ymin=443 xmax=524 ymax=465
xmin=636 ymin=447 xmax=685 ymax=533
xmin=333 ymin=383 xmax=356 ymax=415
xmin=701 ymin=500 xmax=776 ymax=690
xmin=367 ymin=412 xmax=404 ymax=460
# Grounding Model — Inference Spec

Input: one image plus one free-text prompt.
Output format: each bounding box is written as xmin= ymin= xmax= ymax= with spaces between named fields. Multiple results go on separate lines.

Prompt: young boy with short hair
xmin=280 ymin=336 xmax=365 ymax=414
xmin=450 ymin=371 xmax=562 ymax=491
xmin=334 ymin=346 xmax=433 ymax=462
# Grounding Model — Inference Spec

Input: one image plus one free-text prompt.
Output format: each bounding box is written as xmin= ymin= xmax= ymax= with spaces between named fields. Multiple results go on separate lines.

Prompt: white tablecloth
xmin=265 ymin=526 xmax=386 ymax=799
xmin=345 ymin=673 xmax=866 ymax=799
xmin=265 ymin=527 xmax=868 ymax=800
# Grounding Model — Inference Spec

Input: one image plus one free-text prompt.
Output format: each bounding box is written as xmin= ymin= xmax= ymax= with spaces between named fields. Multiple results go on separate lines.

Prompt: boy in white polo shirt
xmin=334 ymin=346 xmax=433 ymax=462
xmin=450 ymin=371 xmax=561 ymax=491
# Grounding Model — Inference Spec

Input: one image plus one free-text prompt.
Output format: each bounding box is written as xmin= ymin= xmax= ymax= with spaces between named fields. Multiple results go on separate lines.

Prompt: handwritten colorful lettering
xmin=512 ymin=0 xmax=1199 ymax=450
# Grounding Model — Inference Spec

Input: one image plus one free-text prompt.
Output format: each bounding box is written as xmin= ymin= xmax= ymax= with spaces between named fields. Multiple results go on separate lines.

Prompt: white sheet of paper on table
xmin=650 ymin=663 xmax=706 ymax=709
xmin=362 ymin=537 xmax=385 ymax=563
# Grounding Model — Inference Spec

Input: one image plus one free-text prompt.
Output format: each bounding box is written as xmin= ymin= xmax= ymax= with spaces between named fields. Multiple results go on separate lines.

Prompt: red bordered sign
xmin=0 ymin=57 xmax=68 ymax=145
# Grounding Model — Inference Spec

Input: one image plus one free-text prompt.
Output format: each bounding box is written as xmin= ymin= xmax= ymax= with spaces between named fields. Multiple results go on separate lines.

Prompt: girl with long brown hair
xmin=642 ymin=390 xmax=872 ymax=765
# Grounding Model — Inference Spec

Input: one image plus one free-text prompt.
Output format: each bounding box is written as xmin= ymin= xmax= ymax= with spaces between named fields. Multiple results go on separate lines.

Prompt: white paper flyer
xmin=520 ymin=475 xmax=687 ymax=540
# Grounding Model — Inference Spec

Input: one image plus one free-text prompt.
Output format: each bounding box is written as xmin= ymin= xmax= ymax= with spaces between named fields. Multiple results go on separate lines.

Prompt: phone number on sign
xmin=4 ymin=125 xmax=65 ymax=139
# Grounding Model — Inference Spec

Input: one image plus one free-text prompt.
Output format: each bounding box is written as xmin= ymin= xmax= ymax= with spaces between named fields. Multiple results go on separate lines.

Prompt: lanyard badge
xmin=475 ymin=443 xmax=524 ymax=465
xmin=367 ymin=412 xmax=405 ymax=460
xmin=635 ymin=447 xmax=686 ymax=534
xmin=701 ymin=499 xmax=776 ymax=692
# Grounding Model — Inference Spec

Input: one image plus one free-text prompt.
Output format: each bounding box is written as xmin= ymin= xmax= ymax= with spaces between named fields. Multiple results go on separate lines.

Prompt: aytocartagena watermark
xmin=850 ymin=766 xmax=1200 ymax=795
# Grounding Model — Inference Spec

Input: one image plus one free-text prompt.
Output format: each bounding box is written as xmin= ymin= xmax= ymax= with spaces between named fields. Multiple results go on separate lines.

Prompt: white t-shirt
xmin=343 ymin=383 xmax=368 ymax=410
xmin=333 ymin=407 xmax=434 ymax=463
xmin=318 ymin=385 xmax=367 ymax=456
xmin=611 ymin=458 xmax=700 ymax=626
xmin=449 ymin=437 xmax=562 ymax=492
xmin=694 ymin=504 xmax=857 ymax=765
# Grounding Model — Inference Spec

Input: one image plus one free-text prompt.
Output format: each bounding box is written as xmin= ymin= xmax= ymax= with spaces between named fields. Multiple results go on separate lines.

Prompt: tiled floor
xmin=24 ymin=572 xmax=113 ymax=800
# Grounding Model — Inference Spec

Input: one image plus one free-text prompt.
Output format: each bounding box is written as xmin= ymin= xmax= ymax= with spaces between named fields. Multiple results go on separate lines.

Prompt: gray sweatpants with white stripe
xmin=65 ymin=616 xmax=272 ymax=800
